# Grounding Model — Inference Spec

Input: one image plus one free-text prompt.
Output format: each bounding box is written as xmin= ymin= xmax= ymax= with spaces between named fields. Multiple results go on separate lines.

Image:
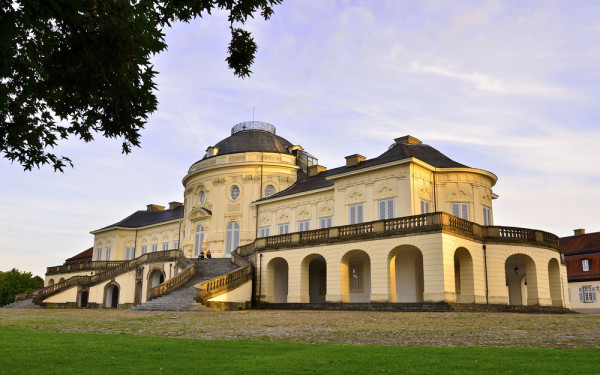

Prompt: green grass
xmin=0 ymin=329 xmax=598 ymax=374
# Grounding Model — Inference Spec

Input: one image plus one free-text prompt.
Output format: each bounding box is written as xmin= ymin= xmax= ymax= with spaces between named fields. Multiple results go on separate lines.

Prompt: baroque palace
xmin=32 ymin=122 xmax=569 ymax=310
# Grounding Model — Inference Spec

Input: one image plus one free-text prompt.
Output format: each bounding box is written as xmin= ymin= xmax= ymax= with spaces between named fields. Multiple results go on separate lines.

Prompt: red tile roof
xmin=64 ymin=247 xmax=93 ymax=265
xmin=560 ymin=232 xmax=600 ymax=282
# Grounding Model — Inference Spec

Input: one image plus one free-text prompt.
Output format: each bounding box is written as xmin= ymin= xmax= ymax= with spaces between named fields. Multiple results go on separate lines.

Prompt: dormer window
xmin=206 ymin=146 xmax=219 ymax=157
xmin=582 ymin=259 xmax=591 ymax=272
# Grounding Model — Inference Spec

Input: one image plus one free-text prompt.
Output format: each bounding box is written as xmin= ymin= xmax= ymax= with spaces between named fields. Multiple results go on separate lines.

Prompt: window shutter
xmin=579 ymin=287 xmax=584 ymax=302
xmin=379 ymin=200 xmax=385 ymax=220
xmin=451 ymin=203 xmax=460 ymax=217
xmin=461 ymin=204 xmax=469 ymax=220
xmin=387 ymin=199 xmax=394 ymax=219
xmin=357 ymin=204 xmax=364 ymax=223
xmin=593 ymin=288 xmax=597 ymax=302
xmin=350 ymin=205 xmax=356 ymax=224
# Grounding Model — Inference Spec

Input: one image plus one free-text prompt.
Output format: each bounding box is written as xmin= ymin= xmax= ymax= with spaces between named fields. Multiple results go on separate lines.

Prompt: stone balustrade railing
xmin=195 ymin=265 xmax=253 ymax=304
xmin=244 ymin=212 xmax=559 ymax=254
xmin=33 ymin=250 xmax=186 ymax=304
xmin=46 ymin=261 xmax=125 ymax=276
xmin=147 ymin=260 xmax=196 ymax=301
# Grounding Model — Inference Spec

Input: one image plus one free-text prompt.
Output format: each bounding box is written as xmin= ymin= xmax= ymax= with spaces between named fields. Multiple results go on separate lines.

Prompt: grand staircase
xmin=130 ymin=258 xmax=240 ymax=312
xmin=2 ymin=298 xmax=41 ymax=309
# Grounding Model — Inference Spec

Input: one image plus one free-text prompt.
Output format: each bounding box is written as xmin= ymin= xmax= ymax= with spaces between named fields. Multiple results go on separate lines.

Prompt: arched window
xmin=194 ymin=225 xmax=204 ymax=257
xmin=225 ymin=221 xmax=240 ymax=258
xmin=200 ymin=190 xmax=206 ymax=204
xmin=264 ymin=184 xmax=276 ymax=197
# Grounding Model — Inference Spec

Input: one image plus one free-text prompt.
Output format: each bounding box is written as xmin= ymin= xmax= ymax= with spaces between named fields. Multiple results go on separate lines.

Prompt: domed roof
xmin=202 ymin=122 xmax=294 ymax=159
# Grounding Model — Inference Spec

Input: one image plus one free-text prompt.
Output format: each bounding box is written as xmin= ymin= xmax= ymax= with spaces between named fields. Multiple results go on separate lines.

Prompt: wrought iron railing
xmin=231 ymin=121 xmax=276 ymax=135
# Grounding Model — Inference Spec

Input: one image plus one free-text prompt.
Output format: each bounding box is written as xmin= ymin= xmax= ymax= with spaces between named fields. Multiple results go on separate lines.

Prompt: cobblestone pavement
xmin=1 ymin=309 xmax=599 ymax=348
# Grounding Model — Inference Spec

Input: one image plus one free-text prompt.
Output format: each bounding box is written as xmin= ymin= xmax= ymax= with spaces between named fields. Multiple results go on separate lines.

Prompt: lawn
xmin=1 ymin=309 xmax=599 ymax=374
xmin=0 ymin=329 xmax=598 ymax=374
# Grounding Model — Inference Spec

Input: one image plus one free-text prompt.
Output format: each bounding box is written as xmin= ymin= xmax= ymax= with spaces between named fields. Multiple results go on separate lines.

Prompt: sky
xmin=2 ymin=0 xmax=600 ymax=277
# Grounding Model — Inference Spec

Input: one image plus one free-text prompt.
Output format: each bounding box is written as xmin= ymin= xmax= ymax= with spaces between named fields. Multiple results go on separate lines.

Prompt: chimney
xmin=307 ymin=165 xmax=327 ymax=177
xmin=395 ymin=135 xmax=422 ymax=145
xmin=345 ymin=154 xmax=366 ymax=167
xmin=169 ymin=201 xmax=183 ymax=210
xmin=146 ymin=204 xmax=165 ymax=212
xmin=574 ymin=228 xmax=586 ymax=236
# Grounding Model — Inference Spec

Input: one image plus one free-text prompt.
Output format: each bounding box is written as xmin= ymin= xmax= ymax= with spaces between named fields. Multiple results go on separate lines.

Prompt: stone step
xmin=129 ymin=258 xmax=241 ymax=312
xmin=2 ymin=298 xmax=41 ymax=309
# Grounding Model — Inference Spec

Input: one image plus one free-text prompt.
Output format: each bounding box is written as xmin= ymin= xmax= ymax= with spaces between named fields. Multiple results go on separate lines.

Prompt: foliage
xmin=1 ymin=330 xmax=598 ymax=374
xmin=0 ymin=268 xmax=43 ymax=306
xmin=0 ymin=0 xmax=282 ymax=171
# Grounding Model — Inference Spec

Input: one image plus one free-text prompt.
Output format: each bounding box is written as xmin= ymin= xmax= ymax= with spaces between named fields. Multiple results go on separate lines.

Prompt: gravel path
xmin=1 ymin=309 xmax=599 ymax=348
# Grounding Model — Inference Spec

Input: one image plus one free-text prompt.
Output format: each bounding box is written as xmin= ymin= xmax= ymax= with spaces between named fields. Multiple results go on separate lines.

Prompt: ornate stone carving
xmin=277 ymin=209 xmax=290 ymax=223
xmin=297 ymin=206 xmax=311 ymax=220
xmin=346 ymin=188 xmax=364 ymax=203
xmin=319 ymin=204 xmax=333 ymax=217
xmin=376 ymin=183 xmax=394 ymax=199
xmin=213 ymin=177 xmax=227 ymax=185
xmin=448 ymin=189 xmax=471 ymax=201
xmin=243 ymin=174 xmax=254 ymax=182
xmin=419 ymin=186 xmax=431 ymax=200
xmin=259 ymin=215 xmax=271 ymax=226
xmin=227 ymin=203 xmax=241 ymax=212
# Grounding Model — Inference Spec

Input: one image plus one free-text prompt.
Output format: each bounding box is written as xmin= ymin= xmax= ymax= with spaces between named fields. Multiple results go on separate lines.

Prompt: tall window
xmin=483 ymin=206 xmax=491 ymax=226
xmin=582 ymin=259 xmax=591 ymax=272
xmin=173 ymin=240 xmax=180 ymax=250
xmin=378 ymin=198 xmax=394 ymax=220
xmin=319 ymin=216 xmax=333 ymax=229
xmin=259 ymin=226 xmax=270 ymax=238
xmin=194 ymin=225 xmax=204 ymax=257
xmin=580 ymin=286 xmax=597 ymax=302
xmin=96 ymin=248 xmax=102 ymax=261
xmin=278 ymin=223 xmax=290 ymax=234
xmin=350 ymin=263 xmax=363 ymax=292
xmin=151 ymin=243 xmax=158 ymax=253
xmin=105 ymin=246 xmax=112 ymax=261
xmin=298 ymin=220 xmax=310 ymax=232
xmin=451 ymin=202 xmax=470 ymax=220
xmin=349 ymin=203 xmax=364 ymax=224
xmin=162 ymin=242 xmax=169 ymax=251
xmin=125 ymin=246 xmax=135 ymax=260
xmin=225 ymin=222 xmax=240 ymax=257
xmin=421 ymin=200 xmax=431 ymax=214
xmin=141 ymin=245 xmax=147 ymax=255
xmin=264 ymin=184 xmax=276 ymax=197
xmin=200 ymin=190 xmax=206 ymax=204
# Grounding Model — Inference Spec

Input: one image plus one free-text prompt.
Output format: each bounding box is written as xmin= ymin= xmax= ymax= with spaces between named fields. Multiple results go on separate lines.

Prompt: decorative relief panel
xmin=376 ymin=183 xmax=394 ymax=199
xmin=277 ymin=209 xmax=290 ymax=223
xmin=213 ymin=177 xmax=227 ymax=185
xmin=346 ymin=187 xmax=365 ymax=204
xmin=318 ymin=203 xmax=333 ymax=217
xmin=263 ymin=154 xmax=280 ymax=162
xmin=297 ymin=205 xmax=311 ymax=220
xmin=227 ymin=203 xmax=241 ymax=212
xmin=259 ymin=215 xmax=271 ymax=226
xmin=448 ymin=189 xmax=471 ymax=201
xmin=228 ymin=154 xmax=245 ymax=162
xmin=419 ymin=186 xmax=432 ymax=200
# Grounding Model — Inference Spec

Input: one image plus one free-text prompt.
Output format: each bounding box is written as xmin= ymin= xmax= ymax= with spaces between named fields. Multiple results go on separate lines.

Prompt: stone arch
xmin=387 ymin=245 xmax=423 ymax=303
xmin=341 ymin=250 xmax=371 ymax=303
xmin=454 ymin=247 xmax=475 ymax=303
xmin=548 ymin=258 xmax=563 ymax=306
xmin=505 ymin=254 xmax=537 ymax=306
xmin=148 ymin=268 xmax=165 ymax=289
xmin=58 ymin=277 xmax=65 ymax=283
xmin=266 ymin=257 xmax=288 ymax=303
xmin=47 ymin=279 xmax=54 ymax=286
xmin=77 ymin=288 xmax=88 ymax=308
xmin=104 ymin=282 xmax=120 ymax=309
xmin=300 ymin=254 xmax=327 ymax=303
